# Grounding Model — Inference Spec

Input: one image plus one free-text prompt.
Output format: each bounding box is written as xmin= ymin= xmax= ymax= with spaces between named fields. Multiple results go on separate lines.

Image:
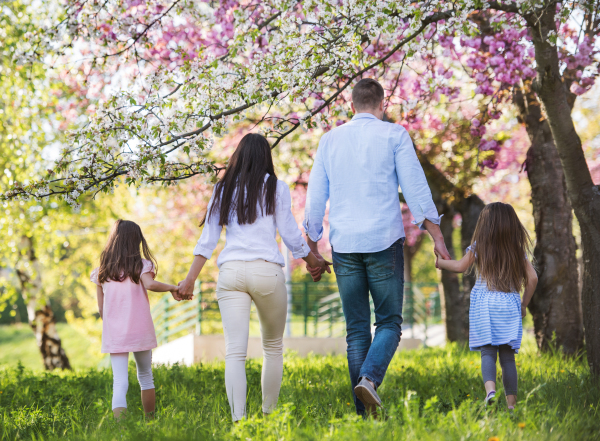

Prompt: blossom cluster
xmin=6 ymin=0 xmax=475 ymax=204
xmin=5 ymin=0 xmax=598 ymax=203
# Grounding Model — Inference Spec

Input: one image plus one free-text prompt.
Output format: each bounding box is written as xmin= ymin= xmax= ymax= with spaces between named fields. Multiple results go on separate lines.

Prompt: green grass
xmin=1 ymin=336 xmax=598 ymax=440
xmin=0 ymin=324 xmax=104 ymax=371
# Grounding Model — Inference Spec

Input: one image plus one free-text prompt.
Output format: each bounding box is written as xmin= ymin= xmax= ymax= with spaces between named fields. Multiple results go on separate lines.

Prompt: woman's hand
xmin=521 ymin=303 xmax=527 ymax=318
xmin=177 ymin=278 xmax=195 ymax=300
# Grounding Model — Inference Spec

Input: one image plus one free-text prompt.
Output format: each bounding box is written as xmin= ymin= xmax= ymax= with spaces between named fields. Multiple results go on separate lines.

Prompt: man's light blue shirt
xmin=303 ymin=113 xmax=441 ymax=254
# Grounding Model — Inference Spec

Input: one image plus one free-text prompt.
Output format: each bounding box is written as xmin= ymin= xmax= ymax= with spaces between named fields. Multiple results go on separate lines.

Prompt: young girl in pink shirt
xmin=91 ymin=220 xmax=179 ymax=419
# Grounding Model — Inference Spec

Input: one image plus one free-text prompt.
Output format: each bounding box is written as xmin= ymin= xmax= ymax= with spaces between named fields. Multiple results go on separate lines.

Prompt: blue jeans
xmin=332 ymin=238 xmax=405 ymax=415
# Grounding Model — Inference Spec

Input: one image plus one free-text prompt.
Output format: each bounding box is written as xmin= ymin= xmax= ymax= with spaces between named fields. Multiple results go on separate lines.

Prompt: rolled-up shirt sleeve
xmin=303 ymin=138 xmax=329 ymax=242
xmin=193 ymin=191 xmax=223 ymax=259
xmin=394 ymin=129 xmax=441 ymax=230
xmin=276 ymin=181 xmax=310 ymax=259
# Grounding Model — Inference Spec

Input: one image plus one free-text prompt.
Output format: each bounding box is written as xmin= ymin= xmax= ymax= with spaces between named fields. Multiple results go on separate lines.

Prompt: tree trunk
xmin=513 ymin=85 xmax=583 ymax=355
xmin=439 ymin=207 xmax=469 ymax=342
xmin=403 ymin=232 xmax=424 ymax=284
xmin=419 ymin=156 xmax=474 ymax=342
xmin=456 ymin=195 xmax=485 ymax=296
xmin=526 ymin=6 xmax=600 ymax=374
xmin=17 ymin=236 xmax=71 ymax=370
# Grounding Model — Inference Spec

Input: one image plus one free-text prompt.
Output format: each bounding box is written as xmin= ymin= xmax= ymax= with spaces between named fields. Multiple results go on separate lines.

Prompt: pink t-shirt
xmin=91 ymin=259 xmax=158 ymax=354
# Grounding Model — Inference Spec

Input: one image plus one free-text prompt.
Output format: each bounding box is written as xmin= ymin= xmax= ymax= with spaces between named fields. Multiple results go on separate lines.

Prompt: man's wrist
xmin=307 ymin=238 xmax=320 ymax=254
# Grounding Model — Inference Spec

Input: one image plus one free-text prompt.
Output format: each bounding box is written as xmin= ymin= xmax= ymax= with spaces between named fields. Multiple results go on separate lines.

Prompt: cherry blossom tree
xmin=6 ymin=0 xmax=600 ymax=373
xmin=0 ymin=0 xmax=122 ymax=370
xmin=440 ymin=9 xmax=592 ymax=354
xmin=463 ymin=1 xmax=600 ymax=373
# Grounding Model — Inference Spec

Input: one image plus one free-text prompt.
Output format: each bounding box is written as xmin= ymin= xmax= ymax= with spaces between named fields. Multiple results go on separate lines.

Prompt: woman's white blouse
xmin=194 ymin=179 xmax=310 ymax=268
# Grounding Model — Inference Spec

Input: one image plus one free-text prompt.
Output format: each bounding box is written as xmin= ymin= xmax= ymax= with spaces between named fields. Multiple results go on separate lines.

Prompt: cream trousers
xmin=217 ymin=260 xmax=287 ymax=421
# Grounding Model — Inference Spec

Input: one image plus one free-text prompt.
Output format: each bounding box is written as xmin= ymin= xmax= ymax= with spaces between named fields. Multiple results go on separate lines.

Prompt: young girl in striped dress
xmin=436 ymin=202 xmax=538 ymax=410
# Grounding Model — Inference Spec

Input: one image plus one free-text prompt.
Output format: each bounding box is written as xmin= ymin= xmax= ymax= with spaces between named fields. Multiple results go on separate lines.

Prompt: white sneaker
xmin=485 ymin=390 xmax=496 ymax=407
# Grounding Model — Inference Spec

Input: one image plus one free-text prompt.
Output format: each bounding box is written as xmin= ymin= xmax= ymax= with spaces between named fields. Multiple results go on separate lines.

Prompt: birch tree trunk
xmin=513 ymin=85 xmax=584 ymax=355
xmin=16 ymin=236 xmax=71 ymax=370
xmin=525 ymin=4 xmax=600 ymax=374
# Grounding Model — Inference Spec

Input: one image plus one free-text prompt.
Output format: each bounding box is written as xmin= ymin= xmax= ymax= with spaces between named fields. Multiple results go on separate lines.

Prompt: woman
xmin=178 ymin=133 xmax=330 ymax=422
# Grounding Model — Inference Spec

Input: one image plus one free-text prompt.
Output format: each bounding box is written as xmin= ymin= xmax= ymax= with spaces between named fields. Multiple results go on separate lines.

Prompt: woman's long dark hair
xmin=202 ymin=133 xmax=278 ymax=226
xmin=98 ymin=220 xmax=157 ymax=284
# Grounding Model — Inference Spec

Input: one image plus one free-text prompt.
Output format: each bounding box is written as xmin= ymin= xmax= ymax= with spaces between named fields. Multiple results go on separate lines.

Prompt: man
xmin=304 ymin=78 xmax=451 ymax=416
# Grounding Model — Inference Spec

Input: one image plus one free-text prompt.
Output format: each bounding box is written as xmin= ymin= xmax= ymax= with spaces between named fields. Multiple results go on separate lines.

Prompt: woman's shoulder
xmin=275 ymin=179 xmax=292 ymax=195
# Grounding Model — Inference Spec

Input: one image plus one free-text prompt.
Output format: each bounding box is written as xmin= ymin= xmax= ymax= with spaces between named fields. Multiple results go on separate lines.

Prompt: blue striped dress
xmin=467 ymin=245 xmax=523 ymax=353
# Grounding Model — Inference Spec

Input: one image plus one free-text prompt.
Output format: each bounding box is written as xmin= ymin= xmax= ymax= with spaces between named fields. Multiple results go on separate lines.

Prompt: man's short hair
xmin=352 ymin=78 xmax=384 ymax=111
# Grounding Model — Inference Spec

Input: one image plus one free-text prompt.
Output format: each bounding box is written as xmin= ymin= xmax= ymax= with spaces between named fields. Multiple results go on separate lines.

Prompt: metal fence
xmin=151 ymin=280 xmax=442 ymax=346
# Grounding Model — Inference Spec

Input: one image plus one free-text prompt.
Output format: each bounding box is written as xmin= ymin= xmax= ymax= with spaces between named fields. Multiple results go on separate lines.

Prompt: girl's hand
xmin=521 ymin=303 xmax=527 ymax=318
xmin=170 ymin=286 xmax=183 ymax=301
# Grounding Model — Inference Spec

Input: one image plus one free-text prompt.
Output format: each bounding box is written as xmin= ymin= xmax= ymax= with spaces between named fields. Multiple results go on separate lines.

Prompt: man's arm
xmin=303 ymin=138 xmax=330 ymax=280
xmin=423 ymin=219 xmax=451 ymax=260
xmin=395 ymin=130 xmax=450 ymax=260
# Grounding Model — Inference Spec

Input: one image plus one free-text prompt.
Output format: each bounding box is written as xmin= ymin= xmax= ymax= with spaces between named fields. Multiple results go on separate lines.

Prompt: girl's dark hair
xmin=469 ymin=202 xmax=533 ymax=293
xmin=98 ymin=220 xmax=157 ymax=284
xmin=202 ymin=133 xmax=277 ymax=227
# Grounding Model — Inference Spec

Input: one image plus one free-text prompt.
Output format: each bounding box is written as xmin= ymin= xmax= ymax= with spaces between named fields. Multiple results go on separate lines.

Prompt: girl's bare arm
xmin=141 ymin=273 xmax=178 ymax=293
xmin=521 ymin=260 xmax=538 ymax=317
xmin=96 ymin=285 xmax=104 ymax=319
xmin=436 ymin=251 xmax=474 ymax=273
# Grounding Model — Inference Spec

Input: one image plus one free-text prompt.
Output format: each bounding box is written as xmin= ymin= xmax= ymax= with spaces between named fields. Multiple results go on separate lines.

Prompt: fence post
xmin=330 ymin=303 xmax=334 ymax=337
xmin=303 ymin=282 xmax=309 ymax=336
xmin=314 ymin=301 xmax=318 ymax=337
xmin=161 ymin=295 xmax=170 ymax=345
xmin=195 ymin=280 xmax=202 ymax=335
xmin=405 ymin=282 xmax=413 ymax=338
xmin=282 ymin=242 xmax=292 ymax=337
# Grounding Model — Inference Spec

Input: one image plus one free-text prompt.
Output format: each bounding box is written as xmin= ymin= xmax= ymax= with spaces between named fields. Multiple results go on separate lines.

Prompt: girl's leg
xmin=480 ymin=345 xmax=498 ymax=396
xmin=110 ymin=353 xmax=130 ymax=418
xmin=498 ymin=345 xmax=518 ymax=407
xmin=217 ymin=263 xmax=252 ymax=422
xmin=133 ymin=350 xmax=155 ymax=417
xmin=249 ymin=263 xmax=287 ymax=415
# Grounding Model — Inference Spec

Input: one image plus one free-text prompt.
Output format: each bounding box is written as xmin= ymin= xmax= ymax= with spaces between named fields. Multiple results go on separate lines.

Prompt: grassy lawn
xmin=1 ymin=336 xmax=598 ymax=440
xmin=0 ymin=324 xmax=105 ymax=371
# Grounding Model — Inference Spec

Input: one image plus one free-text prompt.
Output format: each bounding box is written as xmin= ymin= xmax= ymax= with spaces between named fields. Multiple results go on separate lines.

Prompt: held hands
xmin=306 ymin=252 xmax=332 ymax=282
xmin=521 ymin=303 xmax=527 ymax=319
xmin=176 ymin=278 xmax=195 ymax=301
xmin=434 ymin=238 xmax=451 ymax=270
xmin=169 ymin=285 xmax=182 ymax=301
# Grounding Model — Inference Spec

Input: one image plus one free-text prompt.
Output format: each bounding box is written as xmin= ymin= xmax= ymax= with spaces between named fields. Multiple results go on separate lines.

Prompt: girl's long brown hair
xmin=201 ymin=133 xmax=277 ymax=227
xmin=469 ymin=202 xmax=532 ymax=293
xmin=98 ymin=220 xmax=157 ymax=284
